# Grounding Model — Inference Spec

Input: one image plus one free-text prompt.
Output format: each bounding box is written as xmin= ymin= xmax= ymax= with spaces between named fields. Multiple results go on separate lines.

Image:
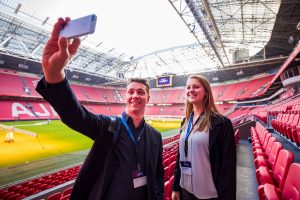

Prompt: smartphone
xmin=59 ymin=14 xmax=97 ymax=39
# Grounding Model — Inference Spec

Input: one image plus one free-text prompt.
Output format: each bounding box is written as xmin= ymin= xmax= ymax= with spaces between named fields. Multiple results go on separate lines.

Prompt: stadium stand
xmin=0 ymin=72 xmax=27 ymax=97
xmin=0 ymin=71 xmax=280 ymax=121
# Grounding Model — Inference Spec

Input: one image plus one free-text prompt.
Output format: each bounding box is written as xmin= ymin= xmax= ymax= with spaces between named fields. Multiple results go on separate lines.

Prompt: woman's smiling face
xmin=186 ymin=78 xmax=207 ymax=106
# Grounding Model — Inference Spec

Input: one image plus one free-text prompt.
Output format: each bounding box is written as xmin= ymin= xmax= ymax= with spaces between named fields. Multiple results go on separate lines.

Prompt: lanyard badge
xmin=132 ymin=170 xmax=147 ymax=188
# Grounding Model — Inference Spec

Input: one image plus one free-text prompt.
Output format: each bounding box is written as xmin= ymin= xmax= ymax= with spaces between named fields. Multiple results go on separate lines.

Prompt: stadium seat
xmin=60 ymin=194 xmax=70 ymax=200
xmin=285 ymin=114 xmax=299 ymax=140
xmin=234 ymin=129 xmax=240 ymax=145
xmin=24 ymin=188 xmax=35 ymax=196
xmin=164 ymin=175 xmax=174 ymax=200
xmin=163 ymin=157 xmax=170 ymax=168
xmin=254 ymin=138 xmax=278 ymax=169
xmin=253 ymin=132 xmax=271 ymax=158
xmin=258 ymin=163 xmax=300 ymax=200
xmin=7 ymin=193 xmax=23 ymax=200
xmin=62 ymin=187 xmax=73 ymax=196
xmin=256 ymin=149 xmax=294 ymax=189
xmin=167 ymin=161 xmax=176 ymax=181
xmin=47 ymin=192 xmax=62 ymax=200
xmin=164 ymin=166 xmax=170 ymax=181
xmin=1 ymin=191 xmax=15 ymax=199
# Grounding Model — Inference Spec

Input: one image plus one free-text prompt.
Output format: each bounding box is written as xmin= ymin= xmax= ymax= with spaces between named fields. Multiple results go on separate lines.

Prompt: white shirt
xmin=179 ymin=127 xmax=218 ymax=199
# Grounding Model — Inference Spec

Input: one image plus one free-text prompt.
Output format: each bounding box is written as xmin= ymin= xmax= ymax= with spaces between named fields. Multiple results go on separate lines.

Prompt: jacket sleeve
xmin=172 ymin=117 xmax=185 ymax=192
xmin=155 ymin=134 xmax=164 ymax=200
xmin=219 ymin=117 xmax=237 ymax=200
xmin=35 ymin=77 xmax=111 ymax=140
xmin=172 ymin=145 xmax=182 ymax=192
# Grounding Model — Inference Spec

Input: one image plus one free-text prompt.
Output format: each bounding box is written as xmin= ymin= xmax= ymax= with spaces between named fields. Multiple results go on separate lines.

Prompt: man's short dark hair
xmin=127 ymin=78 xmax=150 ymax=95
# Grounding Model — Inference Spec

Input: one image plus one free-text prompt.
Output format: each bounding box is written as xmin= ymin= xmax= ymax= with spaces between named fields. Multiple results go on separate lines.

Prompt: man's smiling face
xmin=125 ymin=82 xmax=150 ymax=115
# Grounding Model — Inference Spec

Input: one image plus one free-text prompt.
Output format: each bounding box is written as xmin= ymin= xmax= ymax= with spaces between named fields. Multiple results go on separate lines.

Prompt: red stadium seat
xmin=234 ymin=129 xmax=240 ymax=145
xmin=285 ymin=114 xmax=299 ymax=140
xmin=256 ymin=149 xmax=294 ymax=190
xmin=258 ymin=163 xmax=300 ymax=200
xmin=167 ymin=161 xmax=176 ymax=181
xmin=7 ymin=193 xmax=23 ymax=200
xmin=254 ymin=141 xmax=281 ymax=170
xmin=48 ymin=192 xmax=62 ymax=200
xmin=60 ymin=194 xmax=70 ymax=200
xmin=62 ymin=187 xmax=73 ymax=196
xmin=164 ymin=175 xmax=174 ymax=200
xmin=164 ymin=166 xmax=170 ymax=181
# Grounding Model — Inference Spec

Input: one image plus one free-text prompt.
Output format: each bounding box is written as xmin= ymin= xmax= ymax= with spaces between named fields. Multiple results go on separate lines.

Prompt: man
xmin=36 ymin=17 xmax=164 ymax=200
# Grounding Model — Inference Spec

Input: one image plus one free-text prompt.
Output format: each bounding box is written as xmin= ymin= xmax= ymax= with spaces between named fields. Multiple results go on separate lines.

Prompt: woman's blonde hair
xmin=184 ymin=75 xmax=220 ymax=131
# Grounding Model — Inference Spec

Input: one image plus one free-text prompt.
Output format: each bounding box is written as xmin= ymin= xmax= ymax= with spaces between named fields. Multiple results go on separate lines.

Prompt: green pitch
xmin=0 ymin=119 xmax=181 ymax=167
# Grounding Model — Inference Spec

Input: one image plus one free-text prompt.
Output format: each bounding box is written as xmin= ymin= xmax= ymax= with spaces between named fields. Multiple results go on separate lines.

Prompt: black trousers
xmin=182 ymin=189 xmax=218 ymax=200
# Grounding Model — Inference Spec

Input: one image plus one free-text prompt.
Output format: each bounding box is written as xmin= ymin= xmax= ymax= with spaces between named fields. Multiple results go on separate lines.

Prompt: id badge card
xmin=132 ymin=170 xmax=147 ymax=188
xmin=180 ymin=161 xmax=192 ymax=175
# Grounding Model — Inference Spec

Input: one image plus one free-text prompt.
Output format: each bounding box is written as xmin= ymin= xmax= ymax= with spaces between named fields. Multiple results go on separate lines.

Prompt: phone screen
xmin=60 ymin=14 xmax=97 ymax=39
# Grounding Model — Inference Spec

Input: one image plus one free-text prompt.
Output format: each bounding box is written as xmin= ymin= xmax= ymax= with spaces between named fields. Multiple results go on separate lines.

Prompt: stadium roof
xmin=0 ymin=0 xmax=299 ymax=84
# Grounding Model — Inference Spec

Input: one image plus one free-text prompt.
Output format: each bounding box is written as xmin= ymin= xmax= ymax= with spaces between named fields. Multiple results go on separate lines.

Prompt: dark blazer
xmin=36 ymin=78 xmax=164 ymax=200
xmin=172 ymin=114 xmax=236 ymax=200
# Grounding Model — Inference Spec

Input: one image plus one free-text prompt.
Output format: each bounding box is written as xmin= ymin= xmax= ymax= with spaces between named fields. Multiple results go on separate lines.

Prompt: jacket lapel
xmin=144 ymin=124 xmax=153 ymax=199
xmin=145 ymin=124 xmax=151 ymax=171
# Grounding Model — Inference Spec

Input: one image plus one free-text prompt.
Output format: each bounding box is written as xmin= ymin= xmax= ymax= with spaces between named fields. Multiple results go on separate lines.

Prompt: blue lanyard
xmin=120 ymin=116 xmax=144 ymax=145
xmin=120 ymin=115 xmax=145 ymax=170
xmin=184 ymin=112 xmax=204 ymax=157
xmin=185 ymin=113 xmax=194 ymax=143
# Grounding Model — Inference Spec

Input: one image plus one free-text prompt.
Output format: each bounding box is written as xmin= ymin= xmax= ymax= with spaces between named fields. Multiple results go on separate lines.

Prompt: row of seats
xmin=45 ymin=187 xmax=72 ymax=200
xmin=250 ymin=95 xmax=300 ymax=123
xmin=227 ymin=107 xmax=254 ymax=121
xmin=163 ymin=144 xmax=177 ymax=182
xmin=162 ymin=134 xmax=180 ymax=145
xmin=0 ymin=166 xmax=81 ymax=199
xmin=272 ymin=113 xmax=300 ymax=145
xmin=251 ymin=122 xmax=300 ymax=199
xmin=163 ymin=142 xmax=178 ymax=200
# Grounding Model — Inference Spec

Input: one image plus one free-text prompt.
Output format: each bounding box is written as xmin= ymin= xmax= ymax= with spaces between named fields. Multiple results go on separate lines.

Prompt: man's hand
xmin=42 ymin=17 xmax=81 ymax=83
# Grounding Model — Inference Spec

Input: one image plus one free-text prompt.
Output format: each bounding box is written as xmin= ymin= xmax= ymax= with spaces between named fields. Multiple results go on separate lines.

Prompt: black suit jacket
xmin=36 ymin=78 xmax=164 ymax=200
xmin=172 ymin=114 xmax=236 ymax=200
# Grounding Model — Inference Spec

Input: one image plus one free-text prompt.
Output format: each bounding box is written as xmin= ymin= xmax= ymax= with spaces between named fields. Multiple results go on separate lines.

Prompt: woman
xmin=172 ymin=75 xmax=236 ymax=200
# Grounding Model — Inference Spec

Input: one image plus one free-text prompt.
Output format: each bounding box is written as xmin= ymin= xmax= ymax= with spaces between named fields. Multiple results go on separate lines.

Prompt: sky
xmin=17 ymin=0 xmax=196 ymax=60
